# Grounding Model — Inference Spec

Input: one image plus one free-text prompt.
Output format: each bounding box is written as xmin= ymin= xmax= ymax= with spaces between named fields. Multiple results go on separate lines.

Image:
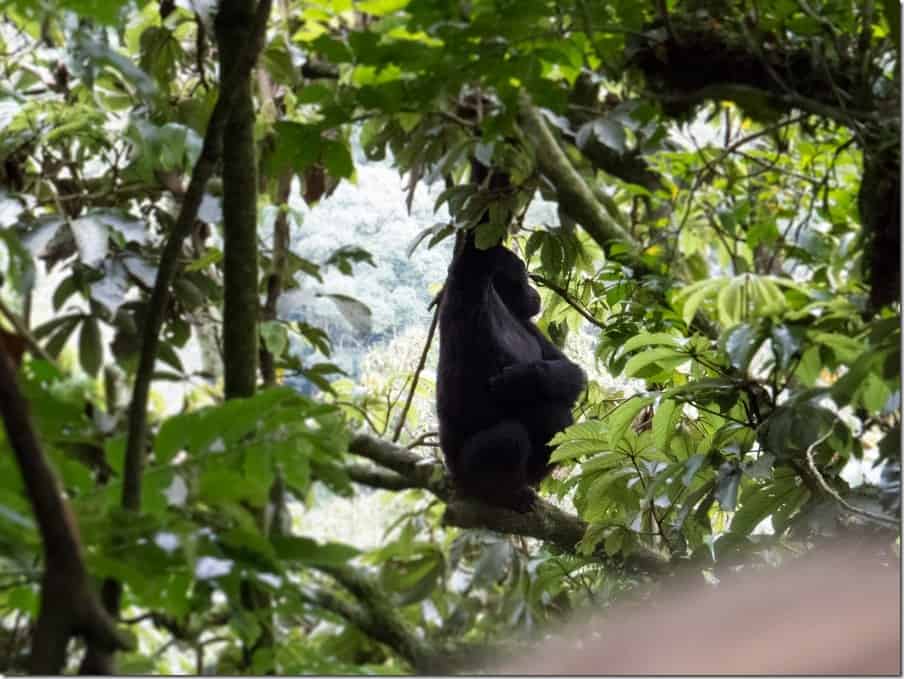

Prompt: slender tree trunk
xmin=217 ymin=0 xmax=260 ymax=400
xmin=215 ymin=2 xmax=272 ymax=671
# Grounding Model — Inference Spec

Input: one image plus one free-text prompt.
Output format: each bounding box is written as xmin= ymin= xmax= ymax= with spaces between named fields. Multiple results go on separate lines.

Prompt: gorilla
xmin=437 ymin=232 xmax=586 ymax=511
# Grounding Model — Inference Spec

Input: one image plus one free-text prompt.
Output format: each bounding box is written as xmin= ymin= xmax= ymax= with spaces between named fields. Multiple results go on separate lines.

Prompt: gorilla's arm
xmin=490 ymin=327 xmax=586 ymax=405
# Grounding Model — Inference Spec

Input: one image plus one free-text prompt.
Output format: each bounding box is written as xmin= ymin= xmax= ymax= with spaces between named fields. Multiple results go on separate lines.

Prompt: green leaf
xmin=105 ymin=435 xmax=126 ymax=475
xmin=357 ymin=0 xmax=409 ymax=15
xmin=470 ymin=540 xmax=512 ymax=588
xmin=78 ymin=316 xmax=103 ymax=376
xmin=604 ymin=529 xmax=623 ymax=556
xmin=623 ymin=346 xmax=684 ymax=377
xmin=681 ymin=454 xmax=707 ymax=487
xmin=61 ymin=0 xmax=130 ymax=25
xmin=584 ymin=468 xmax=635 ymax=521
xmin=730 ymin=484 xmax=779 ymax=535
xmin=323 ymin=140 xmax=354 ymax=179
xmin=406 ymin=222 xmax=448 ymax=258
xmin=474 ymin=222 xmax=506 ymax=250
xmin=622 ymin=332 xmax=680 ymax=354
xmin=550 ymin=420 xmax=608 ymax=460
xmin=675 ymin=278 xmax=723 ymax=327
xmin=770 ymin=324 xmax=802 ymax=372
xmin=714 ymin=462 xmax=741 ymax=511
xmin=33 ymin=314 xmax=80 ymax=341
xmin=52 ymin=276 xmax=80 ymax=311
xmin=42 ymin=316 xmax=81 ymax=358
xmin=652 ymin=399 xmax=679 ymax=453
xmin=576 ymin=118 xmax=626 ymax=153
xmin=810 ymin=331 xmax=864 ymax=364
xmin=200 ymin=468 xmax=250 ymax=504
xmin=722 ymin=323 xmax=763 ymax=372
xmin=716 ymin=278 xmax=743 ymax=327
xmin=608 ymin=395 xmax=653 ymax=450
xmin=743 ymin=452 xmax=775 ymax=481
xmin=260 ymin=321 xmax=288 ymax=358
xmin=271 ymin=536 xmax=359 ymax=565
xmin=185 ymin=249 xmax=221 ymax=272
xmin=157 ymin=341 xmax=183 ymax=373
xmin=269 ymin=122 xmax=323 ymax=174
xmin=321 ymin=293 xmax=372 ymax=335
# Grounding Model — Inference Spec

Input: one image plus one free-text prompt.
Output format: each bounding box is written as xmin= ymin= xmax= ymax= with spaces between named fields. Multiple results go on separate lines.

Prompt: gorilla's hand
xmin=489 ymin=363 xmax=542 ymax=403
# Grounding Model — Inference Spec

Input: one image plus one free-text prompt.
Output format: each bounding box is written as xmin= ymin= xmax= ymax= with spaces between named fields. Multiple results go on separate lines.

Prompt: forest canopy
xmin=0 ymin=0 xmax=899 ymax=673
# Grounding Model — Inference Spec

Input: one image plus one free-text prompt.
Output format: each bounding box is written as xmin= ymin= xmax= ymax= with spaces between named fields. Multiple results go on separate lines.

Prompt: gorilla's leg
xmin=518 ymin=402 xmax=574 ymax=487
xmin=454 ymin=419 xmax=536 ymax=511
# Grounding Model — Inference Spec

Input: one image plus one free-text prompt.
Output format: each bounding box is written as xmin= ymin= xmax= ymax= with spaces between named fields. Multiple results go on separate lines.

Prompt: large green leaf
xmin=608 ymin=395 xmax=654 ymax=449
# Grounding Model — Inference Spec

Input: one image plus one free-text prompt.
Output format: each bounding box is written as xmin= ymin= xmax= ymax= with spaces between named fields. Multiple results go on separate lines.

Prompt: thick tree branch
xmin=80 ymin=0 xmax=273 ymax=673
xmin=347 ymin=434 xmax=667 ymax=573
xmin=122 ymin=0 xmax=271 ymax=524
xmin=312 ymin=564 xmax=500 ymax=673
xmin=0 ymin=342 xmax=132 ymax=674
xmin=346 ymin=463 xmax=421 ymax=491
xmin=628 ymin=23 xmax=879 ymax=127
xmin=518 ymin=99 xmax=643 ymax=262
xmin=314 ymin=564 xmax=437 ymax=671
xmin=349 ymin=433 xmax=450 ymax=498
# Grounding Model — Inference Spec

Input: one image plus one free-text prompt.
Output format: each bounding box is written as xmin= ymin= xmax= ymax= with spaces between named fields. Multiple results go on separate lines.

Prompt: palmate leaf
xmin=608 ymin=395 xmax=654 ymax=449
xmin=583 ymin=468 xmax=636 ymax=522
xmin=550 ymin=420 xmax=608 ymax=462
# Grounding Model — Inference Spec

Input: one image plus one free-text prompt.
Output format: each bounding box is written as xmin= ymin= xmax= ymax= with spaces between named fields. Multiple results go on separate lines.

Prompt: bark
xmin=216 ymin=1 xmax=271 ymax=670
xmin=218 ymin=0 xmax=261 ymax=401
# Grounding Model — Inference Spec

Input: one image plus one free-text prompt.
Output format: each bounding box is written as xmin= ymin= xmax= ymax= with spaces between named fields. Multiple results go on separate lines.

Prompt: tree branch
xmin=0 ymin=341 xmax=132 ymax=674
xmin=80 ymin=0 xmax=273 ymax=673
xmin=518 ymin=99 xmax=643 ymax=262
xmin=347 ymin=434 xmax=667 ymax=573
xmin=346 ymin=463 xmax=421 ymax=491
xmin=311 ymin=563 xmax=500 ymax=673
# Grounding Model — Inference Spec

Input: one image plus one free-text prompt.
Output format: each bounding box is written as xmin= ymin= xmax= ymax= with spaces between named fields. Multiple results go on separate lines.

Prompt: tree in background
xmin=0 ymin=0 xmax=898 ymax=673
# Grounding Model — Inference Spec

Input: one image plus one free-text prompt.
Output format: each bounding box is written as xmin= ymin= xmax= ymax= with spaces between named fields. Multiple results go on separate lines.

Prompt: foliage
xmin=0 ymin=0 xmax=898 ymax=673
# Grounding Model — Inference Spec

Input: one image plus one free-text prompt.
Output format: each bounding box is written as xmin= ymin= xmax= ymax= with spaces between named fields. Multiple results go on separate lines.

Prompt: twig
xmin=0 ymin=297 xmax=55 ymax=364
xmin=259 ymin=171 xmax=292 ymax=385
xmin=335 ymin=400 xmax=382 ymax=434
xmin=405 ymin=431 xmax=439 ymax=450
xmin=804 ymin=426 xmax=899 ymax=528
xmin=530 ymin=273 xmax=605 ymax=329
xmin=391 ymin=304 xmax=439 ymax=442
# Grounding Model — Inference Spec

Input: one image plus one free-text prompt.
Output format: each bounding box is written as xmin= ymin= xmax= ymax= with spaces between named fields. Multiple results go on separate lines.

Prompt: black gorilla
xmin=437 ymin=234 xmax=586 ymax=511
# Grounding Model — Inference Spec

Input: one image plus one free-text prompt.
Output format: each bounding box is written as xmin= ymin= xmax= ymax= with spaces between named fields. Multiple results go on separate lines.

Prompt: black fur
xmin=437 ymin=236 xmax=586 ymax=511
